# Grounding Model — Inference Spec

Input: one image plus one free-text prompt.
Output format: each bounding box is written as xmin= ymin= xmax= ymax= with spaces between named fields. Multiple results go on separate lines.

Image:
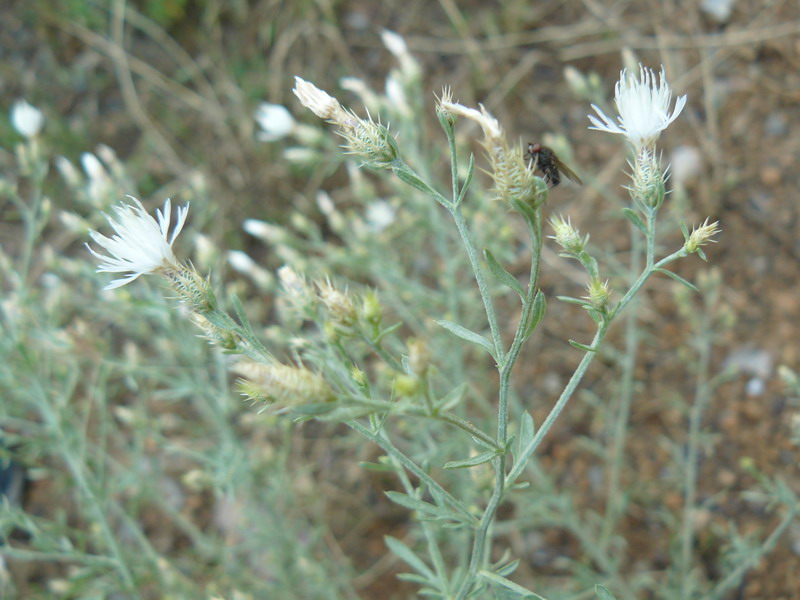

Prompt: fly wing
xmin=552 ymin=155 xmax=583 ymax=185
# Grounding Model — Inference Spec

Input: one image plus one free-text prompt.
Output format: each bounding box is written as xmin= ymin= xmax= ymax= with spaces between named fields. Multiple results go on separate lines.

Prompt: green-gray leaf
xmin=484 ymin=248 xmax=525 ymax=298
xmin=444 ymin=450 xmax=498 ymax=469
xmin=595 ymin=584 xmax=618 ymax=600
xmin=384 ymin=536 xmax=436 ymax=580
xmin=621 ymin=207 xmax=647 ymax=235
xmin=655 ymin=268 xmax=699 ymax=292
xmin=435 ymin=319 xmax=496 ymax=358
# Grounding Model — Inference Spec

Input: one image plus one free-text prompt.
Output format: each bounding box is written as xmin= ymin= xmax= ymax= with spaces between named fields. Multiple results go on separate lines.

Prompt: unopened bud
xmin=393 ymin=374 xmax=420 ymax=397
xmin=585 ymin=278 xmax=611 ymax=313
xmin=549 ymin=215 xmax=586 ymax=254
xmin=362 ymin=290 xmax=383 ymax=326
xmin=407 ymin=338 xmax=430 ymax=376
xmin=350 ymin=366 xmax=369 ymax=388
xmin=317 ymin=279 xmax=357 ymax=328
xmin=234 ymin=361 xmax=335 ymax=405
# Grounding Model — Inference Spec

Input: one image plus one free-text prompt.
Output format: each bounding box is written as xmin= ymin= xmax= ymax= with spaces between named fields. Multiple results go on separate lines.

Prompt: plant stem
xmin=347 ymin=420 xmax=477 ymax=526
xmin=679 ymin=295 xmax=714 ymax=597
xmin=449 ymin=204 xmax=504 ymax=359
xmin=455 ymin=214 xmax=543 ymax=599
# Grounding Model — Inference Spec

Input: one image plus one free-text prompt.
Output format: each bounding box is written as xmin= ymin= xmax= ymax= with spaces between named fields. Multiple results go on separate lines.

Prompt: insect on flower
xmin=525 ymin=143 xmax=583 ymax=189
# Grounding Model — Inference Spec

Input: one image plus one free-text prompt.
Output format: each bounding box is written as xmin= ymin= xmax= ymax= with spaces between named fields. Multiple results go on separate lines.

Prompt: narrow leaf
xmin=479 ymin=570 xmax=548 ymax=599
xmin=484 ymin=248 xmax=525 ymax=298
xmin=595 ymin=584 xmax=618 ymax=600
xmin=384 ymin=536 xmax=436 ymax=580
xmin=621 ymin=207 xmax=647 ymax=235
xmin=569 ymin=340 xmax=596 ymax=353
xmin=435 ymin=320 xmax=496 ymax=357
xmin=435 ymin=383 xmax=467 ymax=411
xmin=496 ymin=559 xmax=521 ymax=577
xmin=516 ymin=412 xmax=535 ymax=460
xmin=510 ymin=198 xmax=538 ymax=226
xmin=556 ymin=295 xmax=592 ymax=308
xmin=444 ymin=450 xmax=498 ymax=469
xmin=456 ymin=154 xmax=476 ymax=206
xmin=524 ymin=291 xmax=546 ymax=337
xmin=385 ymin=492 xmax=451 ymax=520
xmin=655 ymin=268 xmax=699 ymax=292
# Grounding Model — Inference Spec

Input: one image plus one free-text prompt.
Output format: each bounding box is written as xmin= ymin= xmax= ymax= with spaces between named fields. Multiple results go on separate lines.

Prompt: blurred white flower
xmin=87 ymin=196 xmax=188 ymax=289
xmin=365 ymin=200 xmax=396 ymax=233
xmin=588 ymin=65 xmax=687 ymax=150
xmin=293 ymin=76 xmax=351 ymax=124
xmin=228 ymin=250 xmax=273 ymax=289
xmin=255 ymin=103 xmax=295 ymax=141
xmin=81 ymin=152 xmax=112 ymax=203
xmin=11 ymin=100 xmax=44 ymax=138
xmin=380 ymin=29 xmax=408 ymax=57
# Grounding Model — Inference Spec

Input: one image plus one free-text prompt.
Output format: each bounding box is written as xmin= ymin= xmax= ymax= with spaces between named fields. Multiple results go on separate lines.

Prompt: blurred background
xmin=2 ymin=1 xmax=800 ymax=598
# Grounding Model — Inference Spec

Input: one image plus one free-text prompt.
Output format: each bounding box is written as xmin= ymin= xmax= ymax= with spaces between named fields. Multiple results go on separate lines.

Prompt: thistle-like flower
xmin=292 ymin=76 xmax=399 ymax=167
xmin=588 ymin=65 xmax=687 ymax=150
xmin=684 ymin=218 xmax=720 ymax=254
xmin=87 ymin=196 xmax=188 ymax=289
xmin=438 ymin=94 xmax=542 ymax=208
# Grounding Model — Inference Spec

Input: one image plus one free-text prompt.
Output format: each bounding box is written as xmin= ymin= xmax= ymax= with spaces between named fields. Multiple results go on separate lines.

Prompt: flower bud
xmin=684 ymin=218 xmax=720 ymax=254
xmin=393 ymin=374 xmax=420 ymax=397
xmin=549 ymin=215 xmax=586 ymax=254
xmin=585 ymin=278 xmax=611 ymax=313
xmin=362 ymin=290 xmax=383 ymax=326
xmin=234 ymin=361 xmax=335 ymax=405
xmin=317 ymin=279 xmax=357 ymax=328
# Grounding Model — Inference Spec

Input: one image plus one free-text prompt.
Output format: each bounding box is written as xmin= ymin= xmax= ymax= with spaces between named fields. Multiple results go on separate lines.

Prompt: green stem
xmin=449 ymin=204 xmax=504 ymax=360
xmin=679 ymin=299 xmax=714 ymax=597
xmin=456 ymin=214 xmax=543 ymax=599
xmin=347 ymin=420 xmax=477 ymax=526
xmin=599 ymin=218 xmax=644 ymax=551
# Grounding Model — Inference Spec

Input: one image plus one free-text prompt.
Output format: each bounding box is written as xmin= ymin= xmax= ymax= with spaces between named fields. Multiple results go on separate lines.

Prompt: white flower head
xmin=588 ymin=65 xmax=687 ymax=150
xmin=438 ymin=99 xmax=502 ymax=142
xmin=293 ymin=76 xmax=353 ymax=125
xmin=255 ymin=103 xmax=295 ymax=141
xmin=87 ymin=196 xmax=189 ymax=289
xmin=11 ymin=100 xmax=44 ymax=138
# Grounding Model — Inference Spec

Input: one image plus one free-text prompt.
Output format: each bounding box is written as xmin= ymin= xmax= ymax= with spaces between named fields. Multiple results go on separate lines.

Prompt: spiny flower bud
xmin=191 ymin=312 xmax=238 ymax=350
xmin=164 ymin=264 xmax=217 ymax=314
xmin=628 ymin=148 xmax=666 ymax=209
xmin=278 ymin=265 xmax=315 ymax=313
xmin=293 ymin=76 xmax=399 ymax=168
xmin=684 ymin=218 xmax=720 ymax=254
xmin=234 ymin=361 xmax=335 ymax=406
xmin=549 ymin=215 xmax=586 ymax=254
xmin=317 ymin=278 xmax=357 ymax=328
xmin=585 ymin=278 xmax=611 ymax=313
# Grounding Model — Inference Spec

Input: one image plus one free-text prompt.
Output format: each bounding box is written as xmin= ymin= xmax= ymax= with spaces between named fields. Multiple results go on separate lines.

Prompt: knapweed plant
xmin=86 ymin=63 xmax=721 ymax=598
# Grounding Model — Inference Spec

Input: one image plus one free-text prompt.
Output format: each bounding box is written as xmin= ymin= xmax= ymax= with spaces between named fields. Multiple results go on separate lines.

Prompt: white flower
xmin=438 ymin=99 xmax=502 ymax=142
xmin=293 ymin=76 xmax=352 ymax=124
xmin=365 ymin=200 xmax=396 ymax=233
xmin=11 ymin=100 xmax=44 ymax=138
xmin=380 ymin=29 xmax=408 ymax=57
xmin=87 ymin=196 xmax=189 ymax=289
xmin=588 ymin=65 xmax=687 ymax=150
xmin=255 ymin=103 xmax=295 ymax=141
